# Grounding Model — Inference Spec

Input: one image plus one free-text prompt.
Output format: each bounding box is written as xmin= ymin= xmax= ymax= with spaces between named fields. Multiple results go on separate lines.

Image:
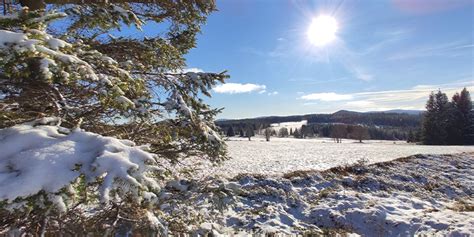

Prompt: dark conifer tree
xmin=226 ymin=126 xmax=235 ymax=137
xmin=293 ymin=128 xmax=301 ymax=138
xmin=447 ymin=92 xmax=464 ymax=144
xmin=456 ymin=88 xmax=473 ymax=144
xmin=422 ymin=90 xmax=450 ymax=145
xmin=407 ymin=130 xmax=414 ymax=143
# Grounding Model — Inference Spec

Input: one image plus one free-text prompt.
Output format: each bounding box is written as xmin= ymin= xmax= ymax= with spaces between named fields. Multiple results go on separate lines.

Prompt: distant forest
xmin=217 ymin=110 xmax=422 ymax=141
xmin=217 ymin=88 xmax=474 ymax=145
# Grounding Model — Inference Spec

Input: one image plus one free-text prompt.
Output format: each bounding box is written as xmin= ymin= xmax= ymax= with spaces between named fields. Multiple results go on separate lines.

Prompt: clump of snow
xmin=116 ymin=95 xmax=135 ymax=108
xmin=0 ymin=30 xmax=37 ymax=51
xmin=46 ymin=37 xmax=70 ymax=50
xmin=0 ymin=118 xmax=163 ymax=209
xmin=39 ymin=57 xmax=56 ymax=79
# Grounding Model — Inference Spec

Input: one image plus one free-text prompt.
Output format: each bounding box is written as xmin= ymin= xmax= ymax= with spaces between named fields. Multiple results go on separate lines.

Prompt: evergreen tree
xmin=300 ymin=125 xmax=307 ymax=138
xmin=407 ymin=130 xmax=415 ymax=143
xmin=293 ymin=128 xmax=301 ymax=138
xmin=422 ymin=90 xmax=450 ymax=145
xmin=466 ymin=112 xmax=474 ymax=145
xmin=447 ymin=92 xmax=464 ymax=144
xmin=452 ymin=88 xmax=473 ymax=144
xmin=226 ymin=126 xmax=235 ymax=137
xmin=0 ymin=1 xmax=228 ymax=233
xmin=290 ymin=128 xmax=293 ymax=136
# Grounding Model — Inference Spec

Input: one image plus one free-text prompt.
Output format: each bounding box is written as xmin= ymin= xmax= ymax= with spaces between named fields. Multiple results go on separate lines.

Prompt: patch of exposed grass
xmin=449 ymin=199 xmax=474 ymax=212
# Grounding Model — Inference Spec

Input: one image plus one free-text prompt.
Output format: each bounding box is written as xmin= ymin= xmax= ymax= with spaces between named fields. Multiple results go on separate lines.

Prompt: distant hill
xmin=368 ymin=109 xmax=423 ymax=115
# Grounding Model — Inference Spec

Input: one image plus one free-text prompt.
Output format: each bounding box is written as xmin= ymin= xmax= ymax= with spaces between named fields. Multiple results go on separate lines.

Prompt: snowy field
xmin=206 ymin=136 xmax=474 ymax=177
xmin=163 ymin=153 xmax=474 ymax=235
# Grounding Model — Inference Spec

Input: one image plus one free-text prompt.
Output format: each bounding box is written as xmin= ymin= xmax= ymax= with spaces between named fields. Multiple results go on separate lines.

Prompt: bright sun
xmin=307 ymin=15 xmax=338 ymax=47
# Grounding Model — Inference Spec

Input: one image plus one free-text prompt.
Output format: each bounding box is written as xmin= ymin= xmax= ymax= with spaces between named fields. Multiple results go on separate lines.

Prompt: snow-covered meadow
xmin=175 ymin=153 xmax=474 ymax=235
xmin=1 ymin=122 xmax=473 ymax=235
xmin=207 ymin=136 xmax=474 ymax=177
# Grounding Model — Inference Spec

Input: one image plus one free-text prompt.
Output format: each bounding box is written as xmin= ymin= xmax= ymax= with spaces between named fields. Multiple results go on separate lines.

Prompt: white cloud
xmin=300 ymin=92 xmax=354 ymax=101
xmin=213 ymin=83 xmax=266 ymax=94
xmin=268 ymin=91 xmax=279 ymax=96
xmin=347 ymin=64 xmax=373 ymax=81
xmin=356 ymin=72 xmax=373 ymax=81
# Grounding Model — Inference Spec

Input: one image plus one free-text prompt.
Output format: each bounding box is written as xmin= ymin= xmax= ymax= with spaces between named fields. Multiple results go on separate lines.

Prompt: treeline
xmin=218 ymin=110 xmax=421 ymax=141
xmin=421 ymin=88 xmax=473 ymax=145
xmin=311 ymin=124 xmax=416 ymax=141
xmin=222 ymin=122 xmax=415 ymax=142
xmin=307 ymin=110 xmax=421 ymax=127
xmin=217 ymin=110 xmax=421 ymax=128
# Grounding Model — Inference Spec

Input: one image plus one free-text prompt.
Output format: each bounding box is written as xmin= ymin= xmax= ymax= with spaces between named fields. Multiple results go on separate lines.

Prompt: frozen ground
xmin=204 ymin=136 xmax=474 ymax=177
xmin=162 ymin=153 xmax=474 ymax=235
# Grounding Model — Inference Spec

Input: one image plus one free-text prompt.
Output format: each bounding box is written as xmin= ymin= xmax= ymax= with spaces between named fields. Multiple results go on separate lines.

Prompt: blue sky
xmin=184 ymin=0 xmax=473 ymax=119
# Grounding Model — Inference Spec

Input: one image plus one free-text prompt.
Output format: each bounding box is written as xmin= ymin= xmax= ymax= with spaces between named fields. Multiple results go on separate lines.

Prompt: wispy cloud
xmin=335 ymin=43 xmax=375 ymax=81
xmin=345 ymin=100 xmax=376 ymax=108
xmin=300 ymin=92 xmax=354 ymax=101
xmin=288 ymin=77 xmax=351 ymax=85
xmin=387 ymin=41 xmax=474 ymax=60
xmin=241 ymin=37 xmax=290 ymax=59
xmin=360 ymin=28 xmax=411 ymax=55
xmin=267 ymin=91 xmax=279 ymax=96
xmin=299 ymin=80 xmax=474 ymax=111
xmin=213 ymin=83 xmax=266 ymax=94
xmin=352 ymin=68 xmax=373 ymax=81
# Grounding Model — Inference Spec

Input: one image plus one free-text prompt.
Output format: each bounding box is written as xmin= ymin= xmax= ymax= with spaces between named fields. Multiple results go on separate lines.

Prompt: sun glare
xmin=307 ymin=15 xmax=338 ymax=47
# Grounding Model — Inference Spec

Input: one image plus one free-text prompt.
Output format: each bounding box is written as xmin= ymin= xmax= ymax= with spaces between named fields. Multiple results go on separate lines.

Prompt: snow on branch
xmin=0 ymin=118 xmax=164 ymax=209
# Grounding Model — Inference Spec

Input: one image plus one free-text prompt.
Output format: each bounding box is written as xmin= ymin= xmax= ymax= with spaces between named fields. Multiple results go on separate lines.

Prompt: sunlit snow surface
xmin=164 ymin=153 xmax=474 ymax=235
xmin=208 ymin=136 xmax=474 ymax=177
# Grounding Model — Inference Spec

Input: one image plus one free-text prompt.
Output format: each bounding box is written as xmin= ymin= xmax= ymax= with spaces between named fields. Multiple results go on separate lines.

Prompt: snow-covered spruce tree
xmin=0 ymin=1 xmax=227 ymax=234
